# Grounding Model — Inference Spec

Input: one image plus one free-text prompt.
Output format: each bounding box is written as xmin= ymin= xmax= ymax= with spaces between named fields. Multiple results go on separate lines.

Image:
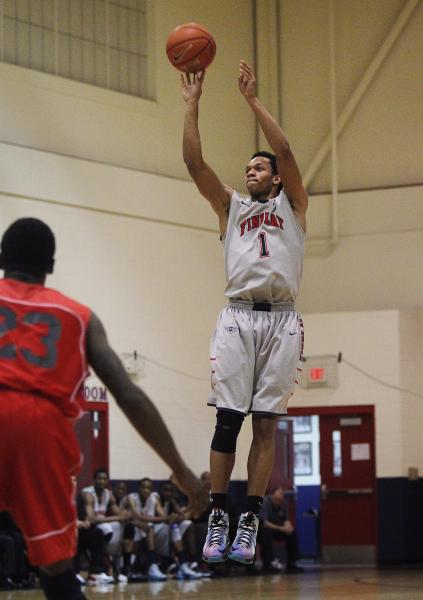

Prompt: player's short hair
xmin=251 ymin=151 xmax=278 ymax=175
xmin=0 ymin=218 xmax=55 ymax=275
xmin=94 ymin=468 xmax=109 ymax=479
xmin=139 ymin=477 xmax=153 ymax=486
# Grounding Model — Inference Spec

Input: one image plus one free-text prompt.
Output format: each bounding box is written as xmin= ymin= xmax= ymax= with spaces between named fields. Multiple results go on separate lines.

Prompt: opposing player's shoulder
xmin=43 ymin=286 xmax=92 ymax=321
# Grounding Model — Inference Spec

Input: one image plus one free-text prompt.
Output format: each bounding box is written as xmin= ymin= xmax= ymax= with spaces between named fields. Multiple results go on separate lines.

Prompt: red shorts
xmin=0 ymin=390 xmax=82 ymax=566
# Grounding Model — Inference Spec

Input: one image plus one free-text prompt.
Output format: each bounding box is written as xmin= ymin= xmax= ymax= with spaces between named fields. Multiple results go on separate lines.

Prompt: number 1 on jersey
xmin=258 ymin=232 xmax=270 ymax=258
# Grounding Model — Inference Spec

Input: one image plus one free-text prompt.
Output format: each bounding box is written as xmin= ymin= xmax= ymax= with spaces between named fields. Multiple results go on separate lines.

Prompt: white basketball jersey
xmin=223 ymin=190 xmax=305 ymax=302
xmin=82 ymin=485 xmax=111 ymax=517
xmin=128 ymin=491 xmax=158 ymax=517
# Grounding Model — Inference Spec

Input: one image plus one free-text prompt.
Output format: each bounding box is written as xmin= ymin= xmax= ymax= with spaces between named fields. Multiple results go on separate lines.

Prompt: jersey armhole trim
xmin=281 ymin=189 xmax=306 ymax=240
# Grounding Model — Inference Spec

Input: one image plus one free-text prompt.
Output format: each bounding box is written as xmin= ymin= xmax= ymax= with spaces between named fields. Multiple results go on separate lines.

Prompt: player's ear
xmin=47 ymin=258 xmax=55 ymax=274
xmin=273 ymin=174 xmax=281 ymax=185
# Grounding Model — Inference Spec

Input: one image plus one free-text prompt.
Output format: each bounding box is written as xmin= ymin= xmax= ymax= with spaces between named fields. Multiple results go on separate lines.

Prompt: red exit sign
xmin=309 ymin=367 xmax=326 ymax=381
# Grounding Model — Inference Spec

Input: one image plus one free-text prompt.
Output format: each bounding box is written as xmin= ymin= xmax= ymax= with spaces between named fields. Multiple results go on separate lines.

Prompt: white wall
xmin=298 ymin=185 xmax=423 ymax=313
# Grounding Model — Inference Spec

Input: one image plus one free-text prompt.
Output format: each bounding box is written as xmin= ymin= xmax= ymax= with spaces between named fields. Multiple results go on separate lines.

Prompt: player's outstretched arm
xmin=238 ymin=60 xmax=308 ymax=231
xmin=181 ymin=71 xmax=232 ymax=230
xmin=86 ymin=313 xmax=208 ymax=517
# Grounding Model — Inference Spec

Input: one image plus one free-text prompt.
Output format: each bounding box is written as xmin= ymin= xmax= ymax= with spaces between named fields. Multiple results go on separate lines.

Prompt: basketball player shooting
xmin=181 ymin=60 xmax=308 ymax=566
xmin=0 ymin=218 xmax=207 ymax=600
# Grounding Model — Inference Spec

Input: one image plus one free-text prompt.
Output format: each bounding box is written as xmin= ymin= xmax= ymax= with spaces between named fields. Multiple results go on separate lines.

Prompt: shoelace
xmin=234 ymin=513 xmax=257 ymax=548
xmin=207 ymin=512 xmax=227 ymax=547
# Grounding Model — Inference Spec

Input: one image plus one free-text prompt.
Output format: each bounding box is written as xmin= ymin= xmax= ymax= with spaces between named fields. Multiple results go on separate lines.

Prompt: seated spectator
xmin=113 ymin=481 xmax=128 ymax=510
xmin=259 ymin=487 xmax=303 ymax=573
xmin=0 ymin=512 xmax=32 ymax=589
xmin=80 ymin=469 xmax=129 ymax=583
xmin=159 ymin=482 xmax=201 ymax=579
xmin=126 ymin=478 xmax=169 ymax=581
xmin=75 ymin=513 xmax=108 ymax=584
xmin=110 ymin=481 xmax=139 ymax=578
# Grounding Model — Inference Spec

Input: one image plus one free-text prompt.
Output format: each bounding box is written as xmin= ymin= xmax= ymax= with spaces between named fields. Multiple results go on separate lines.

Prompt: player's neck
xmin=4 ymin=270 xmax=46 ymax=285
xmin=250 ymin=187 xmax=279 ymax=204
xmin=94 ymin=485 xmax=104 ymax=497
xmin=251 ymin=194 xmax=274 ymax=204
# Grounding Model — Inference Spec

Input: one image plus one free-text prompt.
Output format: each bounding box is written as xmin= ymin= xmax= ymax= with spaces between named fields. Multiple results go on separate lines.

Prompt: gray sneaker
xmin=228 ymin=511 xmax=259 ymax=564
xmin=202 ymin=508 xmax=230 ymax=563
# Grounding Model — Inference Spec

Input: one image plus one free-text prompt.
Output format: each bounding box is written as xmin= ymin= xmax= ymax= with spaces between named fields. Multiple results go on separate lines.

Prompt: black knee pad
xmin=211 ymin=410 xmax=245 ymax=453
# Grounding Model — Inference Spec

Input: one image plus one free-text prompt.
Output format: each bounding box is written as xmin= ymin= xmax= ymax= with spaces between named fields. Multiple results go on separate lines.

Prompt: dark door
xmin=74 ymin=402 xmax=109 ymax=492
xmin=319 ymin=412 xmax=376 ymax=562
xmin=266 ymin=419 xmax=296 ymax=523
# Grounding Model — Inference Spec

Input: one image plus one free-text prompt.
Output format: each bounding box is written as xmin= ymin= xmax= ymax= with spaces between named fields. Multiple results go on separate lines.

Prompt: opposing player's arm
xmin=239 ymin=60 xmax=308 ymax=232
xmin=86 ymin=313 xmax=208 ymax=518
xmin=181 ymin=71 xmax=232 ymax=234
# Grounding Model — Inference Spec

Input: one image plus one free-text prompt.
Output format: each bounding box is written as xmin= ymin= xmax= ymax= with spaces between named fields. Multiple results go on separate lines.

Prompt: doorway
xmin=289 ymin=405 xmax=377 ymax=563
xmin=74 ymin=400 xmax=109 ymax=492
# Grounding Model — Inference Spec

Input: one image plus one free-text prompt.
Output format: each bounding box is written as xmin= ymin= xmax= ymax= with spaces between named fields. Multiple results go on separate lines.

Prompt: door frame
xmin=288 ymin=404 xmax=378 ymax=561
xmin=289 ymin=405 xmax=375 ymax=418
xmin=75 ymin=399 xmax=109 ymax=492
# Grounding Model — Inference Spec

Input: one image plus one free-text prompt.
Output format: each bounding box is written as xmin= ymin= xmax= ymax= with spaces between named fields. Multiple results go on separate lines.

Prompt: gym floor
xmin=6 ymin=567 xmax=423 ymax=599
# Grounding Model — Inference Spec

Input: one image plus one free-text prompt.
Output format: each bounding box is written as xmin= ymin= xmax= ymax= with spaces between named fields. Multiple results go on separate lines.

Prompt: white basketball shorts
xmin=208 ymin=301 xmax=304 ymax=416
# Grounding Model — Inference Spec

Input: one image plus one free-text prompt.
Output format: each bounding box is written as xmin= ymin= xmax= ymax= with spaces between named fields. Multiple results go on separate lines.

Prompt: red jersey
xmin=0 ymin=278 xmax=91 ymax=419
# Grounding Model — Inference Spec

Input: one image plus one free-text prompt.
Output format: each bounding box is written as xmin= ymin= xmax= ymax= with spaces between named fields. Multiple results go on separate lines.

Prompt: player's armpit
xmin=276 ymin=147 xmax=308 ymax=231
xmin=186 ymin=161 xmax=232 ymax=217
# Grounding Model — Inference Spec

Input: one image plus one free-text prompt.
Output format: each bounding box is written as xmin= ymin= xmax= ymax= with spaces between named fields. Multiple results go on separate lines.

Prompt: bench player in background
xmin=181 ymin=60 xmax=308 ymax=565
xmin=0 ymin=217 xmax=207 ymax=600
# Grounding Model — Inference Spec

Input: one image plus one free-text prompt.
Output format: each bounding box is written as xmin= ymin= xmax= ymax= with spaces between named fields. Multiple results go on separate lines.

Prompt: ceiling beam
xmin=303 ymin=0 xmax=420 ymax=189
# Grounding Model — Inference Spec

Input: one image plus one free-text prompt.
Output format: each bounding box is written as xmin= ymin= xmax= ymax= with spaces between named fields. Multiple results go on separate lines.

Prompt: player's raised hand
xmin=180 ymin=70 xmax=206 ymax=103
xmin=238 ymin=59 xmax=257 ymax=99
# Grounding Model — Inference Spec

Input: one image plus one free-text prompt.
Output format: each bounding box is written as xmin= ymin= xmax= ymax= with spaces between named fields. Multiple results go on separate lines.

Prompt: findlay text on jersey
xmin=239 ymin=211 xmax=284 ymax=237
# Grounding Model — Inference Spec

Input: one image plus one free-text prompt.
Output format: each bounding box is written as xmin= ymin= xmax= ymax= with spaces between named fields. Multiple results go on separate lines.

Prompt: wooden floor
xmin=6 ymin=567 xmax=423 ymax=599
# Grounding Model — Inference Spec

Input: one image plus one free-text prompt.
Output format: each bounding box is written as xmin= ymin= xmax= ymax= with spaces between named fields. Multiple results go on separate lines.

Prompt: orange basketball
xmin=166 ymin=23 xmax=216 ymax=73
